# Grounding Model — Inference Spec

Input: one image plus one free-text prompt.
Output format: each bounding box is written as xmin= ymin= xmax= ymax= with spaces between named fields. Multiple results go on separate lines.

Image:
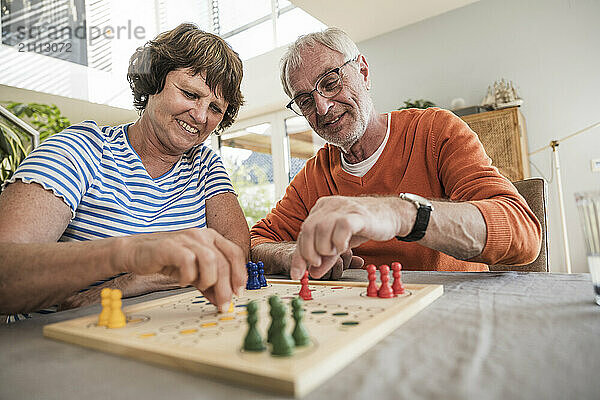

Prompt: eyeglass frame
xmin=285 ymin=56 xmax=359 ymax=117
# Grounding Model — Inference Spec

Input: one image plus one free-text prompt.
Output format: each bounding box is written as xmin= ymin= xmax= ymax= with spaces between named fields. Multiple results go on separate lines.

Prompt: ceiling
xmin=291 ymin=0 xmax=480 ymax=43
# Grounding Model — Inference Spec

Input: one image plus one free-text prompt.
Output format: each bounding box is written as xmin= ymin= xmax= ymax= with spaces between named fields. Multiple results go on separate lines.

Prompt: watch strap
xmin=395 ymin=204 xmax=432 ymax=242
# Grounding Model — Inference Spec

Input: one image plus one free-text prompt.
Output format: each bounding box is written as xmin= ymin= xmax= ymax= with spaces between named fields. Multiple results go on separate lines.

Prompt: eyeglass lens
xmin=293 ymin=70 xmax=343 ymax=115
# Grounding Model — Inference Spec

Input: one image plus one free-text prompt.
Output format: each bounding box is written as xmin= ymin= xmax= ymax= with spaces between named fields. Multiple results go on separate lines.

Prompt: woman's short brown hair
xmin=127 ymin=23 xmax=244 ymax=133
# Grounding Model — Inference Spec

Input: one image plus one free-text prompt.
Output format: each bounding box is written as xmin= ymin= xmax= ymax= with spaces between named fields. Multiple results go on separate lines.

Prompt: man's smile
xmin=319 ymin=111 xmax=347 ymax=128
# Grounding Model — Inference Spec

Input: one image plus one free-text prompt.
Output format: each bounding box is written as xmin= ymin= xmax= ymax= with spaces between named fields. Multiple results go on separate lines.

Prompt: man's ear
xmin=357 ymin=54 xmax=370 ymax=90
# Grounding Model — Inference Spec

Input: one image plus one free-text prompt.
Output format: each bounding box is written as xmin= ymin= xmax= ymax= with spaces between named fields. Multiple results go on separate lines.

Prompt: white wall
xmin=237 ymin=46 xmax=290 ymax=121
xmin=357 ymin=0 xmax=600 ymax=272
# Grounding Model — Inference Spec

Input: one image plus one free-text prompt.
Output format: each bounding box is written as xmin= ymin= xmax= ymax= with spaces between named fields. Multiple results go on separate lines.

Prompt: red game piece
xmin=377 ymin=265 xmax=394 ymax=298
xmin=366 ymin=264 xmax=378 ymax=297
xmin=299 ymin=271 xmax=313 ymax=300
xmin=391 ymin=262 xmax=405 ymax=295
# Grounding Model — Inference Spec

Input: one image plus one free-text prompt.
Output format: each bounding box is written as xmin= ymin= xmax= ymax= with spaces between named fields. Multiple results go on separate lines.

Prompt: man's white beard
xmin=322 ymin=107 xmax=371 ymax=153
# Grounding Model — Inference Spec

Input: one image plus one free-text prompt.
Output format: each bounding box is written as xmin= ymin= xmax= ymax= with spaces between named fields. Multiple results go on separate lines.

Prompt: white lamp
xmin=529 ymin=121 xmax=600 ymax=273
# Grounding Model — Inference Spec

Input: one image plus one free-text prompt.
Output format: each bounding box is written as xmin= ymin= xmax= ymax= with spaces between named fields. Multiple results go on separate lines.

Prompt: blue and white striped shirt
xmin=5 ymin=121 xmax=235 ymax=322
xmin=11 ymin=121 xmax=234 ymax=239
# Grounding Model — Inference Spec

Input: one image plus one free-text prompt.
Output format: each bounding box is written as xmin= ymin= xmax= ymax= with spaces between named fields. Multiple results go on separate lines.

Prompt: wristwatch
xmin=395 ymin=193 xmax=434 ymax=242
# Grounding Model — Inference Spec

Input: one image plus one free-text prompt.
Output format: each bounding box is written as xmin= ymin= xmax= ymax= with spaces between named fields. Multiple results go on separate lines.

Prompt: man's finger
xmin=314 ymin=222 xmax=337 ymax=256
xmin=331 ymin=219 xmax=354 ymax=255
xmin=329 ymin=258 xmax=344 ymax=280
xmin=349 ymin=256 xmax=365 ymax=269
xmin=290 ymin=250 xmax=308 ymax=280
xmin=319 ymin=269 xmax=332 ymax=280
xmin=297 ymin=226 xmax=322 ymax=267
xmin=339 ymin=250 xmax=353 ymax=270
xmin=307 ymin=254 xmax=339 ymax=279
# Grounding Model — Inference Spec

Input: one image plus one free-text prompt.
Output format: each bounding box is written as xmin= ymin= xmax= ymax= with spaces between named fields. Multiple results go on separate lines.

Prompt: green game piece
xmin=292 ymin=297 xmax=311 ymax=347
xmin=270 ymin=301 xmax=294 ymax=356
xmin=243 ymin=301 xmax=265 ymax=352
xmin=267 ymin=295 xmax=281 ymax=343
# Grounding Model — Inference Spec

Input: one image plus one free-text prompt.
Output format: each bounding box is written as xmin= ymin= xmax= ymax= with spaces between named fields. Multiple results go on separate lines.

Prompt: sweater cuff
xmin=250 ymin=235 xmax=276 ymax=249
xmin=469 ymin=199 xmax=512 ymax=264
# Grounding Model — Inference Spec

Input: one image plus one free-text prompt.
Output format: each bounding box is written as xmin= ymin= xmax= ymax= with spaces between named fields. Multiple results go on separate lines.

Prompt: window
xmin=224 ymin=18 xmax=274 ymax=61
xmin=285 ymin=116 xmax=324 ymax=181
xmin=216 ymin=0 xmax=325 ymax=60
xmin=1 ymin=0 xmax=326 ymax=109
xmin=276 ymin=6 xmax=325 ymax=48
xmin=1 ymin=0 xmax=88 ymax=66
xmin=219 ymin=123 xmax=276 ymax=227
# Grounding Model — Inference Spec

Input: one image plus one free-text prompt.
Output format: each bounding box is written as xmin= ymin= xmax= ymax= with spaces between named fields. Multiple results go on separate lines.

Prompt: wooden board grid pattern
xmin=43 ymin=280 xmax=443 ymax=397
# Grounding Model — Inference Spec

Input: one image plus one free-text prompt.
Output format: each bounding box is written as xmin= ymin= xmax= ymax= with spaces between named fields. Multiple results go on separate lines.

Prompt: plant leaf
xmin=0 ymin=125 xmax=12 ymax=156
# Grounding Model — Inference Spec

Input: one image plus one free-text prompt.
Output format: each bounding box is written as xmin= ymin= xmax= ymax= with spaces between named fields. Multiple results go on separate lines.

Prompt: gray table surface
xmin=1 ymin=270 xmax=599 ymax=400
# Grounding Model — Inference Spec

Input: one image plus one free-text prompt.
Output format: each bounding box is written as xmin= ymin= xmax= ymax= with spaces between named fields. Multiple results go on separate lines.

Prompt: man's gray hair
xmin=280 ymin=27 xmax=360 ymax=98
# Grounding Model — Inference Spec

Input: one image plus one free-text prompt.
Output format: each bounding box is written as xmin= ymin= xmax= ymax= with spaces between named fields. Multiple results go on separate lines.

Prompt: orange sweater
xmin=251 ymin=108 xmax=541 ymax=271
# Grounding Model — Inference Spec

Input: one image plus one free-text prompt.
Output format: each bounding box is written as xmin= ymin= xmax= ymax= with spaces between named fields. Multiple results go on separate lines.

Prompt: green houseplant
xmin=0 ymin=102 xmax=70 ymax=184
xmin=5 ymin=102 xmax=70 ymax=142
xmin=0 ymin=119 xmax=30 ymax=184
xmin=398 ymin=99 xmax=436 ymax=110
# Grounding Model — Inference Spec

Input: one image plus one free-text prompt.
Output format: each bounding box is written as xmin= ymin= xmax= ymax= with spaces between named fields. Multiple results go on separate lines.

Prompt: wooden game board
xmin=43 ymin=279 xmax=443 ymax=397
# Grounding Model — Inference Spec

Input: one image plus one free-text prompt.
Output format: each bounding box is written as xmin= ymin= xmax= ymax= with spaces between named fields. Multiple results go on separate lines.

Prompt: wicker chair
xmin=489 ymin=178 xmax=549 ymax=272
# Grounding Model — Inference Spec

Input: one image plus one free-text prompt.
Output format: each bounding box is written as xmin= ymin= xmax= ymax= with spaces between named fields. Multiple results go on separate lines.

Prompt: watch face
xmin=401 ymin=193 xmax=433 ymax=208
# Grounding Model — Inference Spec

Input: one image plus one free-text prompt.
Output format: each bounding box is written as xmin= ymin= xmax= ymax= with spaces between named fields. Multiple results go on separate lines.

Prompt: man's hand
xmin=298 ymin=249 xmax=365 ymax=280
xmin=251 ymin=242 xmax=363 ymax=280
xmin=118 ymin=228 xmax=246 ymax=311
xmin=290 ymin=196 xmax=413 ymax=280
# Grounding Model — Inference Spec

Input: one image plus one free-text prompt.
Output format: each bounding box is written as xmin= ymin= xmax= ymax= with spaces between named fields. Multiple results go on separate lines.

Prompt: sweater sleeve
xmin=250 ymin=163 xmax=312 ymax=247
xmin=431 ymin=109 xmax=542 ymax=265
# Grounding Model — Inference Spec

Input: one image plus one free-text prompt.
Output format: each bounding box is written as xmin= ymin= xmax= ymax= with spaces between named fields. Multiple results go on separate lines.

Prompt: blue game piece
xmin=245 ymin=262 xmax=253 ymax=290
xmin=247 ymin=262 xmax=261 ymax=290
xmin=257 ymin=261 xmax=267 ymax=287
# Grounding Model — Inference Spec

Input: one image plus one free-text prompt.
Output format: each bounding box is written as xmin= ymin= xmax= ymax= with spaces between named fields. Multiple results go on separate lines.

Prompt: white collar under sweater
xmin=341 ymin=113 xmax=391 ymax=177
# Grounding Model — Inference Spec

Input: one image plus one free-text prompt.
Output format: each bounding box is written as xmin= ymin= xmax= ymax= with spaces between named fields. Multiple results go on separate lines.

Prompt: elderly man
xmin=250 ymin=28 xmax=541 ymax=280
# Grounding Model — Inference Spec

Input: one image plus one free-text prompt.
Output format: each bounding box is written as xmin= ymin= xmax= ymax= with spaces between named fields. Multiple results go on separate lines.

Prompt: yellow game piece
xmin=139 ymin=333 xmax=156 ymax=338
xmin=219 ymin=316 xmax=235 ymax=321
xmin=180 ymin=329 xmax=198 ymax=335
xmin=97 ymin=288 xmax=111 ymax=327
xmin=201 ymin=322 xmax=218 ymax=328
xmin=108 ymin=289 xmax=126 ymax=329
xmin=228 ymin=301 xmax=234 ymax=313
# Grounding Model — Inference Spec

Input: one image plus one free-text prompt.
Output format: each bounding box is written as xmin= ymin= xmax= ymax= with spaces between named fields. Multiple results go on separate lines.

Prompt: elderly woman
xmin=0 ymin=23 xmax=248 ymax=319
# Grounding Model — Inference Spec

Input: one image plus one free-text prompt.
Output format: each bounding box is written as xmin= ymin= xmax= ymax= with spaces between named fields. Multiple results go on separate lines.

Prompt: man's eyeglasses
xmin=286 ymin=58 xmax=357 ymax=117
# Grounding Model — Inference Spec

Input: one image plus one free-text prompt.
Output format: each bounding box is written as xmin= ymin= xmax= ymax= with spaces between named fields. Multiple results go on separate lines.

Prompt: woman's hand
xmin=118 ymin=228 xmax=246 ymax=311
